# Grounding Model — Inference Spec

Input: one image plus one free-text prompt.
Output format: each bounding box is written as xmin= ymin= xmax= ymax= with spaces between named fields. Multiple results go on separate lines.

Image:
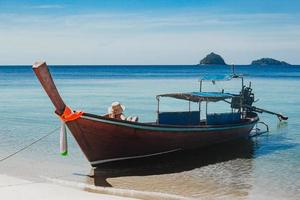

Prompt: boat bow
xmin=33 ymin=61 xmax=66 ymax=115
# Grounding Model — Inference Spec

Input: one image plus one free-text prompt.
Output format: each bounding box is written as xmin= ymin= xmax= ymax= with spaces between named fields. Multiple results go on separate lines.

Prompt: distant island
xmin=251 ymin=58 xmax=291 ymax=66
xmin=198 ymin=53 xmax=293 ymax=66
xmin=199 ymin=52 xmax=226 ymax=65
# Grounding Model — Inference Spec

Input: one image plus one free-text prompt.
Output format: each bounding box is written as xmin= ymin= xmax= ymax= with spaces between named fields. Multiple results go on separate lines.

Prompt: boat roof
xmin=199 ymin=74 xmax=232 ymax=81
xmin=157 ymin=92 xmax=235 ymax=102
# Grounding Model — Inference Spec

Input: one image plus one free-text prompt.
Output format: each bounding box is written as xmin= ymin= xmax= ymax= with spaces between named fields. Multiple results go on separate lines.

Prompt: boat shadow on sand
xmin=89 ymin=138 xmax=256 ymax=187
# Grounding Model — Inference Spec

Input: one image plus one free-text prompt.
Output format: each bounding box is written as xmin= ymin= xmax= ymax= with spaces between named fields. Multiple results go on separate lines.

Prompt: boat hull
xmin=66 ymin=113 xmax=258 ymax=166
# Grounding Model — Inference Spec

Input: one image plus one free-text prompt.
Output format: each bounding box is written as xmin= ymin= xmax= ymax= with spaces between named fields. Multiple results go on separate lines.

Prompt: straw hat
xmin=108 ymin=101 xmax=125 ymax=115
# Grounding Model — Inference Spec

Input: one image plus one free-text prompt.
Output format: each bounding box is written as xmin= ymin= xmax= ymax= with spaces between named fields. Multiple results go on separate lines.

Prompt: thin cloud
xmin=26 ymin=4 xmax=65 ymax=9
xmin=1 ymin=11 xmax=299 ymax=32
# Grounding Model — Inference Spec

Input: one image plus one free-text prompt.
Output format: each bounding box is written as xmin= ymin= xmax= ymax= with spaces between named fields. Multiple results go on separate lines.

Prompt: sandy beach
xmin=0 ymin=174 xmax=139 ymax=200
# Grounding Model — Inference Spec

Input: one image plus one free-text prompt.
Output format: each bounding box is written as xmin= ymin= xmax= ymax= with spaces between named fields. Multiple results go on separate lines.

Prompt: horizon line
xmin=0 ymin=64 xmax=299 ymax=67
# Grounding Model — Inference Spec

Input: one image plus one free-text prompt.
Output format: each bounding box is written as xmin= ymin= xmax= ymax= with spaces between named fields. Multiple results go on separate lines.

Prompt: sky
xmin=0 ymin=0 xmax=300 ymax=65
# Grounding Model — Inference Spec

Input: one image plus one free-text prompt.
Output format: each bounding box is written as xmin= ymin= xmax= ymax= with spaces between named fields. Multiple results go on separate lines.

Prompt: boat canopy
xmin=157 ymin=92 xmax=235 ymax=102
xmin=199 ymin=74 xmax=232 ymax=81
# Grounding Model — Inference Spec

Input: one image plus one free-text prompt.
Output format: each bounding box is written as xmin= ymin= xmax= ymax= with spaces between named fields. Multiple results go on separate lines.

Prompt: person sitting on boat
xmin=107 ymin=102 xmax=138 ymax=122
xmin=107 ymin=101 xmax=126 ymax=120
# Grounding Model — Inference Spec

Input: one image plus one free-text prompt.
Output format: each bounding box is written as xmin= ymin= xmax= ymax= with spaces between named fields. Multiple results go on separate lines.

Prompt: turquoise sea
xmin=0 ymin=65 xmax=299 ymax=199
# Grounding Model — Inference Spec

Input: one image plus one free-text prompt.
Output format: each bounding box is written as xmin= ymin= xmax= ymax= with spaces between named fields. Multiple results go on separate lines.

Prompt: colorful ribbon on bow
xmin=57 ymin=106 xmax=83 ymax=156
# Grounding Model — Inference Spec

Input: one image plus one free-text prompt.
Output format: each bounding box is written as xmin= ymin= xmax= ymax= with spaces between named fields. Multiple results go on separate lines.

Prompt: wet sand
xmin=0 ymin=174 xmax=138 ymax=200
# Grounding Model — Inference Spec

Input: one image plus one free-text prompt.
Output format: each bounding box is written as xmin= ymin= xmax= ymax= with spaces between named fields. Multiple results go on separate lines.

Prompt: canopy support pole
xmin=199 ymin=100 xmax=201 ymax=122
xmin=205 ymin=101 xmax=208 ymax=125
xmin=199 ymin=80 xmax=203 ymax=123
xmin=240 ymin=77 xmax=244 ymax=118
xmin=156 ymin=97 xmax=160 ymax=124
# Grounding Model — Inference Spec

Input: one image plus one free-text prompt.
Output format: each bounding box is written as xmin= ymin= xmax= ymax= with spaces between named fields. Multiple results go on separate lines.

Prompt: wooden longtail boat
xmin=32 ymin=61 xmax=277 ymax=167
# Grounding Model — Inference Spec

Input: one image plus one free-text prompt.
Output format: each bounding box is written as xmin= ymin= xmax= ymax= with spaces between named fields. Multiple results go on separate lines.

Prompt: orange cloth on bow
xmin=58 ymin=106 xmax=83 ymax=122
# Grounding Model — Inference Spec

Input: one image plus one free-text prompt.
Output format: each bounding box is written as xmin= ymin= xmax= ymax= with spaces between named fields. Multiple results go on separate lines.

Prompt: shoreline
xmin=0 ymin=174 xmax=138 ymax=200
xmin=0 ymin=174 xmax=191 ymax=200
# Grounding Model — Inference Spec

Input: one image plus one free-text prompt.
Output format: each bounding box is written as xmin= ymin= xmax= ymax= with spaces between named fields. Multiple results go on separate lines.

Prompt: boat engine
xmin=231 ymin=85 xmax=255 ymax=111
xmin=241 ymin=86 xmax=255 ymax=107
xmin=231 ymin=84 xmax=288 ymax=121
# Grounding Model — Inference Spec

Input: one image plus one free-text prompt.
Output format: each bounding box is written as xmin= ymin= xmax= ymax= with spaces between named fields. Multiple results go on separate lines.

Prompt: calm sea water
xmin=0 ymin=65 xmax=299 ymax=200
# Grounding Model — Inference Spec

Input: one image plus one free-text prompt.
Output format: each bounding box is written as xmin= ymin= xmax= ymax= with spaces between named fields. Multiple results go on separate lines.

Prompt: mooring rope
xmin=0 ymin=127 xmax=60 ymax=162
